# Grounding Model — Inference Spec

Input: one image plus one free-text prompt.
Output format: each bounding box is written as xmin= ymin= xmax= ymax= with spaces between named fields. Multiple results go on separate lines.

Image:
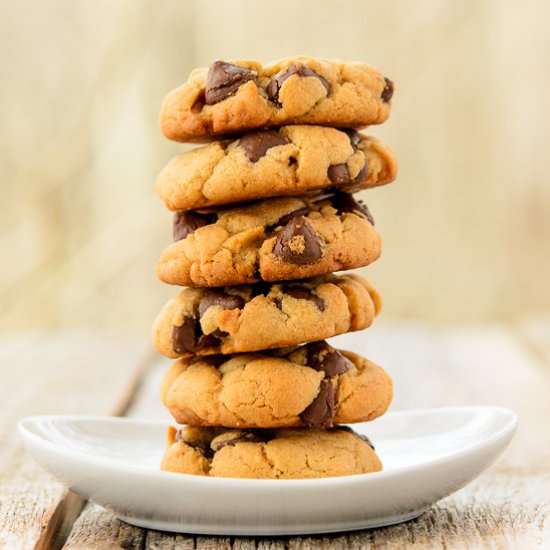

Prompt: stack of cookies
xmin=153 ymin=57 xmax=397 ymax=479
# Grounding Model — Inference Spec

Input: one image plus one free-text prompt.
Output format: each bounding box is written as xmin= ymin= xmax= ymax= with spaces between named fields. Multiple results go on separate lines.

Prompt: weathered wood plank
xmin=61 ymin=503 xmax=147 ymax=550
xmin=62 ymin=323 xmax=550 ymax=548
xmin=0 ymin=332 xmax=153 ymax=550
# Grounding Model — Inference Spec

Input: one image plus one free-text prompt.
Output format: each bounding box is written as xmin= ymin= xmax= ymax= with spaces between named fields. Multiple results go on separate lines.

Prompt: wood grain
xmin=0 ymin=333 xmax=154 ymax=549
xmin=61 ymin=323 xmax=550 ymax=548
xmin=62 ymin=473 xmax=550 ymax=549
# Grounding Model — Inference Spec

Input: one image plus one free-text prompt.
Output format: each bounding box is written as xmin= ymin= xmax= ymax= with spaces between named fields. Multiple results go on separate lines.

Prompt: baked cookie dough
xmin=160 ymin=57 xmax=394 ymax=142
xmin=156 ymin=126 xmax=397 ymax=211
xmin=161 ymin=425 xmax=382 ymax=478
xmin=157 ymin=192 xmax=381 ymax=287
xmin=161 ymin=341 xmax=392 ymax=429
xmin=152 ymin=273 xmax=381 ymax=358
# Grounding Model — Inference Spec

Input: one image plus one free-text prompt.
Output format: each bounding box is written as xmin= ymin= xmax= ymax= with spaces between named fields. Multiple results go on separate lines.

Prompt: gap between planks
xmin=32 ymin=346 xmax=159 ymax=550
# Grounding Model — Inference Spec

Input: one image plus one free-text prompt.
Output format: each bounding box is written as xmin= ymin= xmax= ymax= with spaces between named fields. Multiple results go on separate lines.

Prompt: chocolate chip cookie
xmin=156 ymin=126 xmax=397 ymax=211
xmin=152 ymin=273 xmax=381 ymax=358
xmin=157 ymin=192 xmax=381 ymax=287
xmin=160 ymin=57 xmax=394 ymax=142
xmin=161 ymin=425 xmax=382 ymax=478
xmin=161 ymin=341 xmax=392 ymax=429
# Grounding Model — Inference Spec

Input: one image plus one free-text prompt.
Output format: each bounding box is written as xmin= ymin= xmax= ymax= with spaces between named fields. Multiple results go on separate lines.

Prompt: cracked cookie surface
xmin=152 ymin=273 xmax=381 ymax=358
xmin=161 ymin=341 xmax=392 ymax=428
xmin=160 ymin=57 xmax=393 ymax=142
xmin=156 ymin=126 xmax=397 ymax=211
xmin=161 ymin=425 xmax=382 ymax=478
xmin=157 ymin=192 xmax=381 ymax=287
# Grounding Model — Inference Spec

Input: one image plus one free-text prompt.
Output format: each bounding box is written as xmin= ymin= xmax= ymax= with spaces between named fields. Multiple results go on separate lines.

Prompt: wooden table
xmin=1 ymin=322 xmax=549 ymax=549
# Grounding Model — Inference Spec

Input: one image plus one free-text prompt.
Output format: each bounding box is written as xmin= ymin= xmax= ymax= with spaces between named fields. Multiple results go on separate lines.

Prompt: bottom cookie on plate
xmin=161 ymin=425 xmax=382 ymax=479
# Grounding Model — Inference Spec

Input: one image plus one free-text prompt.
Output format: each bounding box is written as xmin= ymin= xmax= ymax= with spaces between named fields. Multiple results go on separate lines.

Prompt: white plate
xmin=19 ymin=406 xmax=516 ymax=535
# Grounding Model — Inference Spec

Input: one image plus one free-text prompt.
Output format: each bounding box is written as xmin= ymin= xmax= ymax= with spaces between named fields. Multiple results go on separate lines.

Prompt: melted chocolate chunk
xmin=332 ymin=191 xmax=375 ymax=225
xmin=175 ymin=430 xmax=215 ymax=458
xmin=327 ymin=164 xmax=351 ymax=184
xmin=195 ymin=332 xmax=222 ymax=351
xmin=334 ymin=425 xmax=375 ymax=450
xmin=198 ymin=291 xmax=245 ymax=317
xmin=307 ymin=341 xmax=352 ymax=377
xmin=352 ymin=162 xmax=369 ymax=186
xmin=343 ymin=129 xmax=362 ymax=150
xmin=327 ymin=159 xmax=368 ymax=186
xmin=283 ymin=286 xmax=326 ymax=311
xmin=357 ymin=433 xmax=376 ymax=450
xmin=272 ymin=216 xmax=324 ymax=265
xmin=173 ymin=211 xmax=217 ymax=241
xmin=172 ymin=317 xmax=198 ymax=354
xmin=381 ymin=77 xmax=394 ymax=103
xmin=211 ymin=431 xmax=268 ymax=452
xmin=249 ymin=281 xmax=274 ymax=298
xmin=270 ymin=207 xmax=311 ymax=231
xmin=326 ymin=128 xmax=369 ymax=186
xmin=300 ymin=379 xmax=335 ymax=428
xmin=239 ymin=130 xmax=288 ymax=162
xmin=172 ymin=318 xmax=226 ymax=354
xmin=266 ymin=63 xmax=330 ymax=104
xmin=205 ymin=61 xmax=256 ymax=105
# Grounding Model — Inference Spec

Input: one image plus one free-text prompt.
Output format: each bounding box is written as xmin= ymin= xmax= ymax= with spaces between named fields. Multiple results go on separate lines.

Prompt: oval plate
xmin=19 ymin=406 xmax=516 ymax=535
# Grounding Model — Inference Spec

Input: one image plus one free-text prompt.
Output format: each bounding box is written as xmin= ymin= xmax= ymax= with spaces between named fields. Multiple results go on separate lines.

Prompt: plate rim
xmin=18 ymin=405 xmax=517 ymax=487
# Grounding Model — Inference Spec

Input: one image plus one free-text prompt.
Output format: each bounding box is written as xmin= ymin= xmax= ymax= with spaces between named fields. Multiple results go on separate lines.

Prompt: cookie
xmin=152 ymin=273 xmax=381 ymax=358
xmin=161 ymin=341 xmax=392 ymax=429
xmin=160 ymin=57 xmax=394 ymax=142
xmin=161 ymin=425 xmax=382 ymax=479
xmin=156 ymin=126 xmax=397 ymax=211
xmin=157 ymin=192 xmax=381 ymax=287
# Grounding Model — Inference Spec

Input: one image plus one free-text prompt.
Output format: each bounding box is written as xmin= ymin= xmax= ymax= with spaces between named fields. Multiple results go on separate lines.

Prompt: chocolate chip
xmin=270 ymin=207 xmax=311 ymax=230
xmin=238 ymin=130 xmax=288 ymax=162
xmin=328 ymin=164 xmax=351 ymax=184
xmin=198 ymin=291 xmax=245 ymax=317
xmin=172 ymin=317 xmax=226 ymax=354
xmin=332 ymin=191 xmax=374 ymax=225
xmin=328 ymin=159 xmax=368 ymax=186
xmin=283 ymin=286 xmax=325 ymax=311
xmin=300 ymin=379 xmax=335 ymax=428
xmin=352 ymin=161 xmax=369 ymax=186
xmin=266 ymin=63 xmax=330 ymax=104
xmin=272 ymin=216 xmax=324 ymax=265
xmin=172 ymin=317 xmax=197 ymax=354
xmin=173 ymin=211 xmax=217 ymax=241
xmin=327 ymin=128 xmax=369 ymax=186
xmin=381 ymin=77 xmax=394 ymax=103
xmin=205 ymin=60 xmax=256 ymax=105
xmin=247 ymin=281 xmax=272 ymax=298
xmin=211 ymin=431 xmax=266 ymax=452
xmin=358 ymin=433 xmax=376 ymax=450
xmin=334 ymin=425 xmax=375 ymax=450
xmin=175 ymin=430 xmax=215 ymax=458
xmin=195 ymin=332 xmax=222 ymax=350
xmin=343 ymin=129 xmax=362 ymax=150
xmin=307 ymin=341 xmax=352 ymax=377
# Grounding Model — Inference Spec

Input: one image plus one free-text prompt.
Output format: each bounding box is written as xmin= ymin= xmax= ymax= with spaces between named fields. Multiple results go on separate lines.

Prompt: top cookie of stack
xmin=160 ymin=56 xmax=394 ymax=143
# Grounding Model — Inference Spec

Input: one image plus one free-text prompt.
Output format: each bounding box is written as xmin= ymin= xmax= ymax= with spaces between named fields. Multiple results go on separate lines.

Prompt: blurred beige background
xmin=1 ymin=0 xmax=549 ymax=332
